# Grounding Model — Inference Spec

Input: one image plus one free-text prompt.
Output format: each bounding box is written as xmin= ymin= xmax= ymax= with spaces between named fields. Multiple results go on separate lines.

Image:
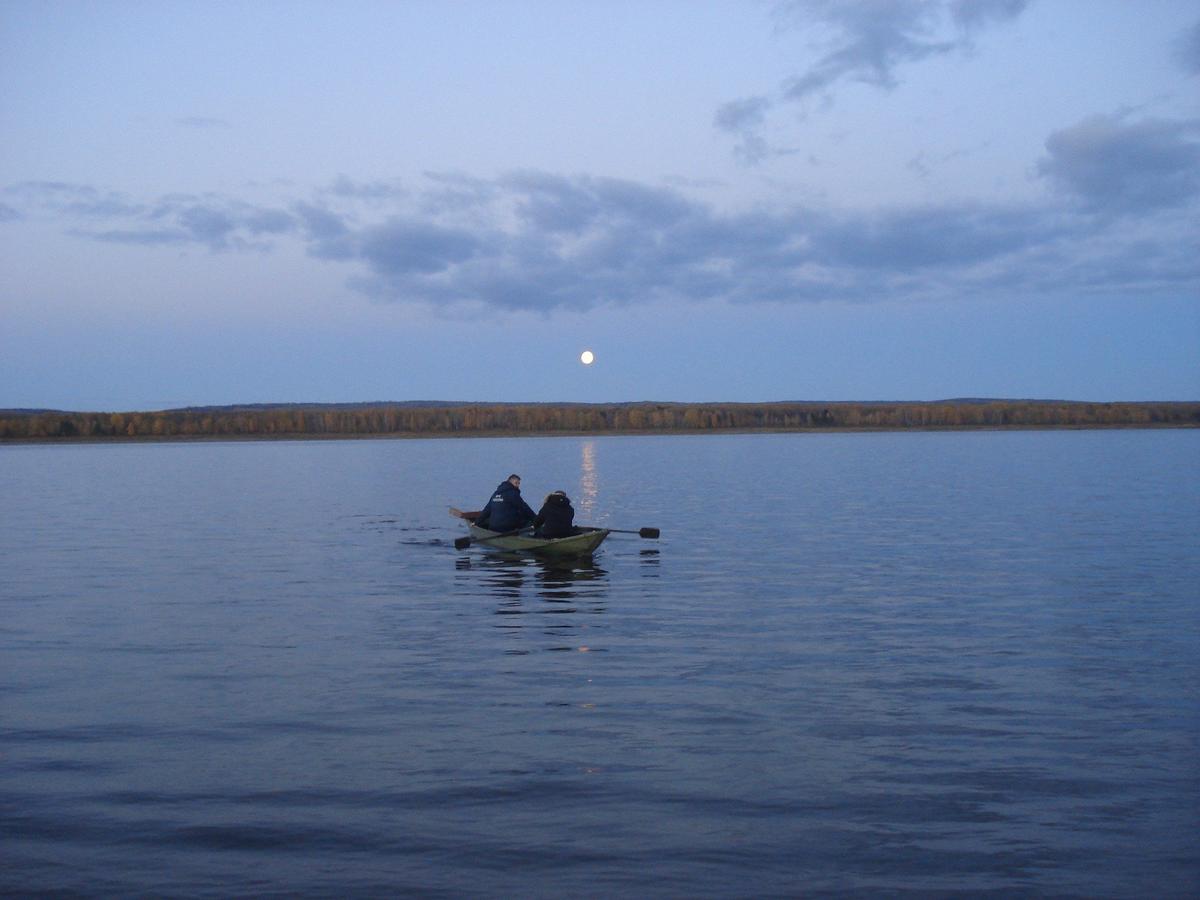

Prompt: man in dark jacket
xmin=534 ymin=491 xmax=576 ymax=539
xmin=475 ymin=474 xmax=538 ymax=532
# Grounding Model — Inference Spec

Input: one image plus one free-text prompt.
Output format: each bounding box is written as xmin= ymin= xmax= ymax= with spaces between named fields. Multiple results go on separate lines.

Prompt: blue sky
xmin=2 ymin=0 xmax=1197 ymax=410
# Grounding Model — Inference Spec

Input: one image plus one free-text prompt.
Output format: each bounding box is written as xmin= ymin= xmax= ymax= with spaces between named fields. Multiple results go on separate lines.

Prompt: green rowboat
xmin=465 ymin=522 xmax=611 ymax=556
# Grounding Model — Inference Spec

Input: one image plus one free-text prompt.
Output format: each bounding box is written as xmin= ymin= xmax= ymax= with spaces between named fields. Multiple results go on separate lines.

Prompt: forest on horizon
xmin=2 ymin=400 xmax=1197 ymax=441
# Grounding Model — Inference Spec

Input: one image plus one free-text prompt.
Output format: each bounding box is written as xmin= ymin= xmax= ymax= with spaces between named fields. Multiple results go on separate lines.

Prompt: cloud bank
xmin=1038 ymin=114 xmax=1200 ymax=215
xmin=4 ymin=111 xmax=1197 ymax=314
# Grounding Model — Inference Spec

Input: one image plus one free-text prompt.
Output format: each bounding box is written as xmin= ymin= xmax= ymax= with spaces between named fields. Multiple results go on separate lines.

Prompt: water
xmin=2 ymin=430 xmax=1198 ymax=897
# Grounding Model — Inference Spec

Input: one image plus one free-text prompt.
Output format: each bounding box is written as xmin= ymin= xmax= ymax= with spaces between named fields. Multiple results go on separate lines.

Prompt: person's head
xmin=507 ymin=474 xmax=521 ymax=488
xmin=545 ymin=490 xmax=569 ymax=504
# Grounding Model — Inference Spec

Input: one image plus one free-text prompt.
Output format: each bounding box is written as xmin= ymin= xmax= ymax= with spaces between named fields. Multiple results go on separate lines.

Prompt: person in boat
xmin=474 ymin=474 xmax=538 ymax=532
xmin=533 ymin=490 xmax=576 ymax=539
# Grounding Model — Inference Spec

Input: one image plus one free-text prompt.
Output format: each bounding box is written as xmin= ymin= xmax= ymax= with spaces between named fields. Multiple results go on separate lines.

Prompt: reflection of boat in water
xmin=464 ymin=522 xmax=610 ymax=557
xmin=454 ymin=545 xmax=610 ymax=610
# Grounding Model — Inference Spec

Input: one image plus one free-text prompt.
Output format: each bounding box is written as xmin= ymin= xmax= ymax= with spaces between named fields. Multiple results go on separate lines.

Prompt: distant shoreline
xmin=3 ymin=400 xmax=1197 ymax=443
xmin=3 ymin=422 xmax=1197 ymax=447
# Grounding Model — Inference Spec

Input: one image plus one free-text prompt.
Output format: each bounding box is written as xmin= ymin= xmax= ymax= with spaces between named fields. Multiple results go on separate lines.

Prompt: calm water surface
xmin=2 ymin=430 xmax=1198 ymax=897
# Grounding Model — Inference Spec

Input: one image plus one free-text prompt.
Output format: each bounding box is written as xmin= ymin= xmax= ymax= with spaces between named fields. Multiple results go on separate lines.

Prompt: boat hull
xmin=467 ymin=523 xmax=610 ymax=556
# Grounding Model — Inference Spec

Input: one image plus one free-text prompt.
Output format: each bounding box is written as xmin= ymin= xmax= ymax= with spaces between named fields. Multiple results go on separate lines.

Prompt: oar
xmin=454 ymin=525 xmax=532 ymax=551
xmin=594 ymin=526 xmax=660 ymax=539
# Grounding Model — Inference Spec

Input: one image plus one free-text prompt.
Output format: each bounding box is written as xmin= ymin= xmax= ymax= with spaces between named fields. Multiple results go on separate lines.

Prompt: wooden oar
xmin=454 ymin=525 xmax=532 ymax=551
xmin=590 ymin=526 xmax=660 ymax=539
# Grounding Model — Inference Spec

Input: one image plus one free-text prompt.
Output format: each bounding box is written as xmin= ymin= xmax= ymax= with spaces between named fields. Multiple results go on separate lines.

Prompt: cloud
xmin=286 ymin=170 xmax=1190 ymax=312
xmin=295 ymin=202 xmax=355 ymax=259
xmin=109 ymin=198 xmax=295 ymax=250
xmin=359 ymin=219 xmax=482 ymax=276
xmin=809 ymin=204 xmax=1063 ymax=269
xmin=713 ymin=96 xmax=774 ymax=164
xmin=337 ymin=174 xmax=707 ymax=311
xmin=325 ymin=175 xmax=408 ymax=202
xmin=504 ymin=171 xmax=697 ymax=234
xmin=1175 ymin=20 xmax=1200 ymax=75
xmin=7 ymin=157 xmax=1196 ymax=313
xmin=714 ymin=97 xmax=772 ymax=134
xmin=1037 ymin=114 xmax=1200 ymax=215
xmin=777 ymin=0 xmax=955 ymax=100
xmin=720 ymin=0 xmax=1029 ymax=163
xmin=4 ymin=181 xmax=144 ymax=218
xmin=779 ymin=0 xmax=1029 ymax=98
xmin=949 ymin=0 xmax=1029 ymax=32
xmin=1 ymin=183 xmax=299 ymax=250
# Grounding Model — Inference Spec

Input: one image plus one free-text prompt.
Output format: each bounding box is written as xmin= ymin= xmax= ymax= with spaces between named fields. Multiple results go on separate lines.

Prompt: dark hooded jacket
xmin=534 ymin=492 xmax=575 ymax=539
xmin=475 ymin=480 xmax=538 ymax=532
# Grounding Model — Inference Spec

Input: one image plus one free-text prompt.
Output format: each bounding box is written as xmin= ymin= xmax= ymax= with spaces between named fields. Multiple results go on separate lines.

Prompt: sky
xmin=2 ymin=0 xmax=1198 ymax=410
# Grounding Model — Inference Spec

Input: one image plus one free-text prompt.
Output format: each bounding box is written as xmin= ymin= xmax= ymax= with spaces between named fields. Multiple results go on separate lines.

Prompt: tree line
xmin=2 ymin=400 xmax=1197 ymax=441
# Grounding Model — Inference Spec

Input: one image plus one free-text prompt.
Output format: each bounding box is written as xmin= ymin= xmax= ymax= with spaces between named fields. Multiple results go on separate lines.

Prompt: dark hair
xmin=508 ymin=474 xmax=521 ymax=482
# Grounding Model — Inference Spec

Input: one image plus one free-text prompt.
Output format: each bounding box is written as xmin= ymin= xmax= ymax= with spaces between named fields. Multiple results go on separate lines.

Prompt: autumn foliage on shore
xmin=2 ymin=400 xmax=1197 ymax=441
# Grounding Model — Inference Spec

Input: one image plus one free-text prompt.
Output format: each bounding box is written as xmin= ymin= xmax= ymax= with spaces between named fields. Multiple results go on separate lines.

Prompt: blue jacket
xmin=476 ymin=480 xmax=537 ymax=532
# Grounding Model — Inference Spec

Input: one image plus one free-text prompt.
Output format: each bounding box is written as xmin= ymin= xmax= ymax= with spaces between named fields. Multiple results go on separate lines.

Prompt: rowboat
xmin=464 ymin=522 xmax=611 ymax=557
xmin=449 ymin=506 xmax=657 ymax=557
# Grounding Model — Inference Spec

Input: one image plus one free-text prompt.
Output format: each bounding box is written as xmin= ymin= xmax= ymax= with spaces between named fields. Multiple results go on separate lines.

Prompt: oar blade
xmin=589 ymin=526 xmax=661 ymax=538
xmin=454 ymin=536 xmax=472 ymax=550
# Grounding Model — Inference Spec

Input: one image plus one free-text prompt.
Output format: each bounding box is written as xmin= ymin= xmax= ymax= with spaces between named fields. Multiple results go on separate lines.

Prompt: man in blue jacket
xmin=475 ymin=474 xmax=538 ymax=532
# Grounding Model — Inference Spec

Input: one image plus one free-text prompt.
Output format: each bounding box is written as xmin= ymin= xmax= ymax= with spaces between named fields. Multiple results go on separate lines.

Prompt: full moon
xmin=580 ymin=350 xmax=595 ymax=365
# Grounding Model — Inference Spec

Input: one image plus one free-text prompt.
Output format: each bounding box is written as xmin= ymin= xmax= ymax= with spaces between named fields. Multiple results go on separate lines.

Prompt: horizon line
xmin=5 ymin=397 xmax=1200 ymax=416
